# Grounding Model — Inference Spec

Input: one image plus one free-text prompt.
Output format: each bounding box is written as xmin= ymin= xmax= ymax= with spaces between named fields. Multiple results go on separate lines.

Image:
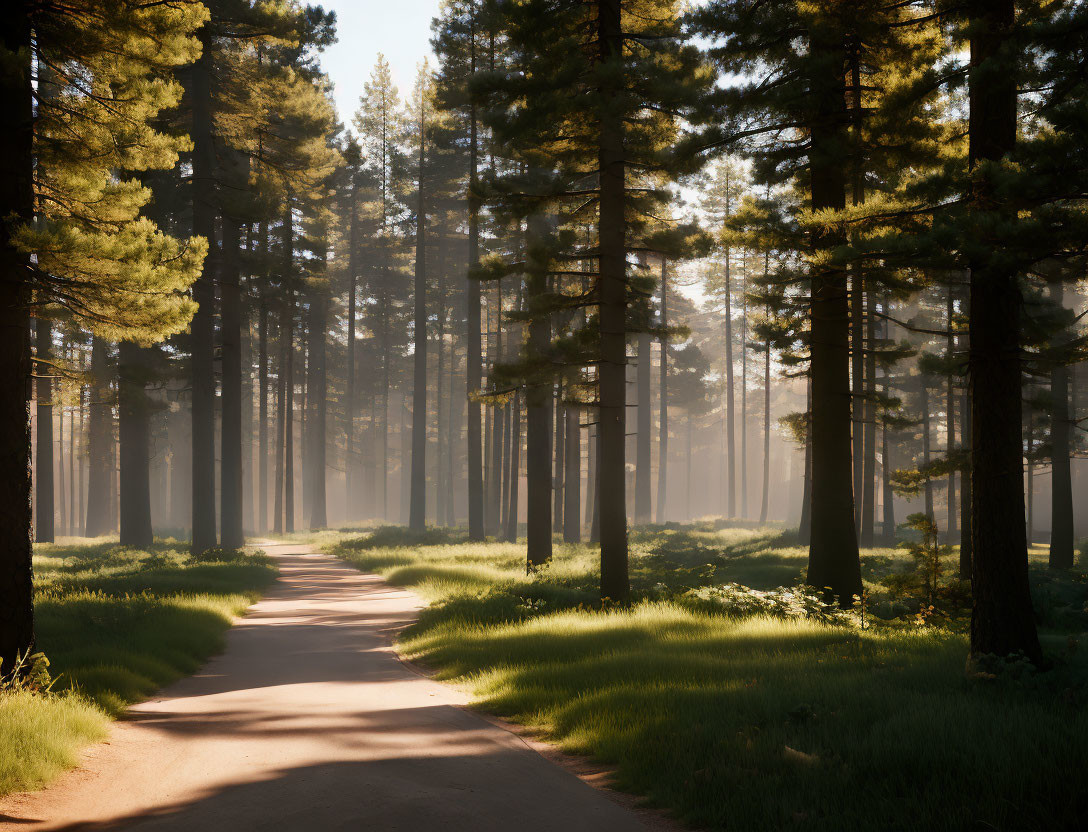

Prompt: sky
xmin=321 ymin=0 xmax=440 ymax=128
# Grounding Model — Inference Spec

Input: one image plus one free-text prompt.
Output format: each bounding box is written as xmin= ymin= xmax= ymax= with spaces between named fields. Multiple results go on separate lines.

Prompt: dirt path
xmin=0 ymin=542 xmax=661 ymax=831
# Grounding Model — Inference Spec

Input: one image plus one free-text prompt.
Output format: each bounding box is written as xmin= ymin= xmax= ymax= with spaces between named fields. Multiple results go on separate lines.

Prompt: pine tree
xmin=1 ymin=0 xmax=205 ymax=669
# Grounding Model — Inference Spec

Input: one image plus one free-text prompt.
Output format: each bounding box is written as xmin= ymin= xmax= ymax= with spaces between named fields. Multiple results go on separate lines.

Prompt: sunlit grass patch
xmin=330 ymin=524 xmax=1088 ymax=831
xmin=0 ymin=538 xmax=277 ymax=798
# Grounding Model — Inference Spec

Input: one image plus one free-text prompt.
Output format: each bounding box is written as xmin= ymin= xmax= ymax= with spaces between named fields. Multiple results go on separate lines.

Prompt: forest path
xmin=0 ymin=541 xmax=659 ymax=831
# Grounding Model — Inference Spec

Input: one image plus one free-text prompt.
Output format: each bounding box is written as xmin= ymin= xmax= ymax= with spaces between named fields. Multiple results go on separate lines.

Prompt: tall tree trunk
xmin=273 ymin=299 xmax=288 ymax=534
xmin=633 ymin=331 xmax=652 ymax=524
xmin=258 ymin=290 xmax=269 ymax=533
xmin=946 ymin=287 xmax=957 ymax=541
xmin=723 ymin=195 xmax=736 ymax=519
xmin=959 ymin=389 xmax=972 ymax=576
xmin=35 ymin=319 xmax=54 ymax=543
xmin=1049 ymin=280 xmax=1074 ymax=569
xmin=505 ymin=393 xmax=522 ymax=543
xmin=307 ymin=290 xmax=328 ymax=530
xmin=118 ymin=341 xmax=153 ymax=547
xmin=805 ymin=23 xmax=862 ymax=604
xmin=0 ymin=4 xmax=34 ymax=667
xmin=488 ymin=287 xmax=504 ymax=536
xmin=585 ymin=424 xmax=597 ymax=540
xmin=563 ymin=401 xmax=581 ymax=542
xmin=466 ymin=15 xmax=484 ymax=541
xmin=921 ymin=381 xmax=934 ymax=519
xmin=409 ymin=104 xmax=428 ymax=531
xmin=860 ymin=291 xmax=877 ymax=545
xmin=436 ymin=234 xmax=448 ymax=527
xmin=967 ymin=0 xmax=1041 ymax=663
xmin=656 ymin=258 xmax=669 ymax=524
xmin=740 ymin=289 xmax=748 ymax=519
xmin=552 ymin=382 xmax=565 ymax=534
xmin=284 ymin=296 xmax=295 ymax=534
xmin=85 ymin=338 xmax=114 ymax=537
xmin=798 ymin=378 xmax=812 ymax=544
xmin=345 ymin=188 xmax=358 ymax=520
xmin=759 ymin=339 xmax=770 ymax=524
xmin=220 ymin=217 xmax=244 ymax=549
xmin=189 ymin=26 xmax=217 ymax=554
xmin=881 ymin=397 xmax=896 ymax=544
xmin=526 ymin=225 xmax=553 ymax=567
xmin=597 ymin=0 xmax=629 ymax=600
xmin=686 ymin=413 xmax=693 ymax=521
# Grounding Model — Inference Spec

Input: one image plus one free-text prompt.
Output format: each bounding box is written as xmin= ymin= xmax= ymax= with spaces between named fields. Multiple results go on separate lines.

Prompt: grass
xmin=328 ymin=524 xmax=1088 ymax=831
xmin=0 ymin=538 xmax=277 ymax=798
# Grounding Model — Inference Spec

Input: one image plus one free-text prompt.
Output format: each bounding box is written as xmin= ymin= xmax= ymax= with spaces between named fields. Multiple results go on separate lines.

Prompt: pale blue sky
xmin=321 ymin=0 xmax=440 ymax=128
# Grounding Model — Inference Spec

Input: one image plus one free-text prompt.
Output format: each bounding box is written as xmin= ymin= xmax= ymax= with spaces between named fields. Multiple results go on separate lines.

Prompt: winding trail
xmin=0 ymin=541 xmax=659 ymax=831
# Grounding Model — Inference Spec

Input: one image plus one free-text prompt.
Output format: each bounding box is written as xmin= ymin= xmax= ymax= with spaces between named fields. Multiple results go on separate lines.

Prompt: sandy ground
xmin=0 ymin=541 xmax=665 ymax=831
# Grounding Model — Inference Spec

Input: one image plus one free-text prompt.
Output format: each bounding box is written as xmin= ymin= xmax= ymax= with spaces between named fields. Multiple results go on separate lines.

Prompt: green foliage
xmin=24 ymin=0 xmax=209 ymax=341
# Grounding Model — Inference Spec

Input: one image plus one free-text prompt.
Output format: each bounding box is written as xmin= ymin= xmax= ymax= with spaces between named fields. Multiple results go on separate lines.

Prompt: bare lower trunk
xmin=656 ymin=259 xmax=669 ymax=524
xmin=308 ymin=288 xmax=328 ymax=530
xmin=1049 ymin=280 xmax=1074 ymax=569
xmin=189 ymin=27 xmax=217 ymax=554
xmin=967 ymin=0 xmax=1041 ymax=662
xmin=505 ymin=393 xmax=521 ymax=542
xmin=85 ymin=338 xmax=114 ymax=538
xmin=220 ymin=218 xmax=244 ymax=549
xmin=466 ymin=25 xmax=484 ymax=540
xmin=35 ymin=319 xmax=54 ymax=543
xmin=805 ymin=26 xmax=861 ymax=603
xmin=0 ymin=9 xmax=35 ymax=667
xmin=635 ymin=332 xmax=652 ymax=524
xmin=118 ymin=341 xmax=153 ymax=547
xmin=563 ymin=403 xmax=581 ymax=542
xmin=597 ymin=0 xmax=628 ymax=600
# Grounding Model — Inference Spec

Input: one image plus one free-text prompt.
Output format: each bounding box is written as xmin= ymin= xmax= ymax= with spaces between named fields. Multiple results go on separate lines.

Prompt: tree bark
xmin=118 ymin=341 xmax=153 ymax=547
xmin=1049 ymin=280 xmax=1074 ymax=569
xmin=466 ymin=14 xmax=484 ymax=541
xmin=526 ymin=228 xmax=553 ymax=567
xmin=959 ymin=389 xmax=972 ymax=576
xmin=0 ymin=4 xmax=35 ymax=668
xmin=860 ymin=290 xmax=876 ymax=545
xmin=967 ymin=0 xmax=1042 ymax=662
xmin=307 ymin=283 xmax=328 ymax=530
xmin=258 ymin=271 xmax=269 ymax=533
xmin=552 ymin=381 xmax=565 ymax=534
xmin=921 ymin=380 xmax=934 ymax=519
xmin=563 ymin=401 xmax=581 ymax=542
xmin=759 ymin=339 xmax=770 ymax=523
xmin=946 ymin=287 xmax=958 ymax=541
xmin=85 ymin=338 xmax=114 ymax=537
xmin=409 ymin=102 xmax=428 ymax=531
xmin=505 ymin=392 xmax=522 ymax=542
xmin=804 ymin=23 xmax=862 ymax=604
xmin=189 ymin=26 xmax=218 ymax=554
xmin=656 ymin=259 xmax=669 ymax=524
xmin=220 ymin=217 xmax=244 ymax=548
xmin=723 ymin=197 xmax=736 ymax=519
xmin=597 ymin=0 xmax=629 ymax=600
xmin=634 ymin=331 xmax=652 ymax=524
xmin=35 ymin=319 xmax=54 ymax=544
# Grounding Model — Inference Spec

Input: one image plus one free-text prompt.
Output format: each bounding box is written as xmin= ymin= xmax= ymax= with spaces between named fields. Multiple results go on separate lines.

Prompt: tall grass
xmin=0 ymin=539 xmax=276 ymax=797
xmin=329 ymin=526 xmax=1088 ymax=831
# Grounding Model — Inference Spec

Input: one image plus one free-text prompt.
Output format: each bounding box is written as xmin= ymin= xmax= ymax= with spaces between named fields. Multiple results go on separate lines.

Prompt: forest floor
xmin=0 ymin=540 xmax=276 ymax=799
xmin=0 ymin=540 xmax=663 ymax=831
xmin=324 ymin=523 xmax=1088 ymax=831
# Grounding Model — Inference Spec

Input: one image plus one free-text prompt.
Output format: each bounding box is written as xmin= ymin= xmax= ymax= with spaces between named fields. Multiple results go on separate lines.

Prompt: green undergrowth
xmin=328 ymin=524 xmax=1088 ymax=831
xmin=0 ymin=538 xmax=276 ymax=798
